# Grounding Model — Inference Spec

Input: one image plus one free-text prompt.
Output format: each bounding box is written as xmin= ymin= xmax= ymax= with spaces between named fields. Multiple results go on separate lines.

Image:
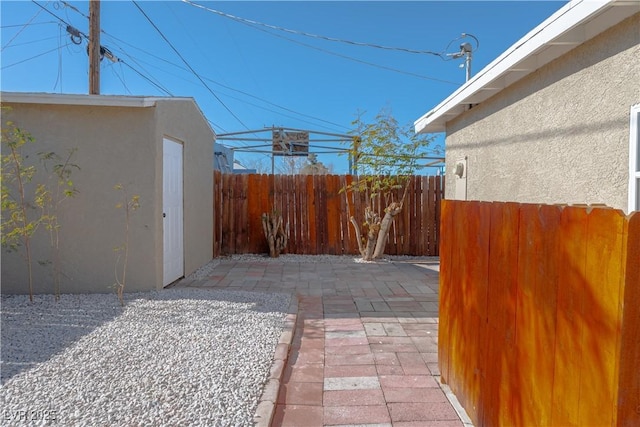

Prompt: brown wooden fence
xmin=213 ymin=172 xmax=443 ymax=257
xmin=439 ymin=200 xmax=640 ymax=427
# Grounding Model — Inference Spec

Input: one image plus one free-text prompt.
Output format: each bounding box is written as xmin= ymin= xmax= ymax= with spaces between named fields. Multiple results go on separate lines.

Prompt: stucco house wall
xmin=443 ymin=12 xmax=639 ymax=209
xmin=1 ymin=93 xmax=214 ymax=295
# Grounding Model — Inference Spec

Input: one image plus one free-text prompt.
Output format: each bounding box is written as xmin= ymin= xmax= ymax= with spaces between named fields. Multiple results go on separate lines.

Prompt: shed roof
xmin=0 ymin=91 xmax=216 ymax=137
xmin=414 ymin=0 xmax=639 ymax=134
xmin=0 ymin=91 xmax=195 ymax=108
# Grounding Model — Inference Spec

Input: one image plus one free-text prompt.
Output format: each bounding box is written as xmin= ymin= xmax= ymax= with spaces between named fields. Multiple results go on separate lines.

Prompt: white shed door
xmin=163 ymin=138 xmax=184 ymax=286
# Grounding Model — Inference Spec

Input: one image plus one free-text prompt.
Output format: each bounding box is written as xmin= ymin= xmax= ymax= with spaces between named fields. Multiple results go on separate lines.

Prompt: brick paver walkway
xmin=178 ymin=257 xmax=471 ymax=427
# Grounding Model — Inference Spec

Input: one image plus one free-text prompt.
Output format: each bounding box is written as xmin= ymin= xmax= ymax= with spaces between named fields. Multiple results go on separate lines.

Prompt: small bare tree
xmin=344 ymin=108 xmax=436 ymax=261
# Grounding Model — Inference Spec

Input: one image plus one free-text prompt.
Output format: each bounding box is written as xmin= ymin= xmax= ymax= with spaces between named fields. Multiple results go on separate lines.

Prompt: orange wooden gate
xmin=439 ymin=200 xmax=639 ymax=427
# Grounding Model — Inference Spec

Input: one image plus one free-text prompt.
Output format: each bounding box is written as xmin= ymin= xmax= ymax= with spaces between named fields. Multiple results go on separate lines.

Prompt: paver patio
xmin=178 ymin=257 xmax=472 ymax=427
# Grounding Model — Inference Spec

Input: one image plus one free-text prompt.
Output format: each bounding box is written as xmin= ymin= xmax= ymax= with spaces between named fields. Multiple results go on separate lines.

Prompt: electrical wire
xmin=53 ymin=23 xmax=63 ymax=92
xmin=2 ymin=2 xmax=47 ymax=51
xmin=1 ymin=21 xmax=58 ymax=29
xmin=54 ymin=0 xmax=388 ymax=131
xmin=108 ymin=61 xmax=132 ymax=94
xmin=19 ymin=1 xmax=227 ymax=131
xmin=182 ymin=0 xmax=446 ymax=57
xmin=1 ymin=44 xmax=71 ymax=70
xmin=1 ymin=35 xmax=60 ymax=49
xmin=101 ymin=30 xmax=350 ymax=131
xmin=30 ymin=0 xmax=85 ymax=37
xmin=0 ymin=10 xmax=50 ymax=52
xmin=132 ymin=0 xmax=249 ymax=130
xmin=239 ymin=20 xmax=459 ymax=85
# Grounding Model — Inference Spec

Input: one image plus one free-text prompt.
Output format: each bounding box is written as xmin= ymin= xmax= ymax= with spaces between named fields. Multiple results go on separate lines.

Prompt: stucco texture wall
xmin=1 ymin=98 xmax=213 ymax=295
xmin=154 ymin=100 xmax=213 ymax=281
xmin=445 ymin=13 xmax=640 ymax=211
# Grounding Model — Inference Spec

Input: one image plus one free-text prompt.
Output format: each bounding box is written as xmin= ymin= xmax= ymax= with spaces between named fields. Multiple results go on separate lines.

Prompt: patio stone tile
xmin=397 ymin=352 xmax=431 ymax=375
xmin=382 ymin=387 xmax=448 ymax=403
xmin=363 ymin=323 xmax=386 ymax=336
xmin=355 ymin=300 xmax=375 ymax=311
xmin=324 ymin=405 xmax=391 ymax=425
xmin=382 ymin=323 xmax=407 ymax=337
xmin=176 ymin=258 xmax=469 ymax=427
xmin=323 ymin=389 xmax=386 ymax=406
xmin=272 ymin=404 xmax=323 ymax=427
xmin=294 ymin=349 xmax=325 ymax=364
xmin=327 ymin=424 xmax=392 ymax=427
xmin=421 ymin=352 xmax=439 ymax=363
xmin=324 ymin=312 xmax=361 ymax=319
xmin=326 ymin=330 xmax=367 ymax=339
xmin=372 ymin=352 xmax=400 ymax=366
xmin=410 ymin=336 xmax=438 ymax=353
xmin=325 ymin=337 xmax=370 ymax=347
xmin=370 ymin=343 xmax=418 ymax=353
xmin=283 ymin=364 xmax=324 ymax=383
xmin=325 ymin=345 xmax=371 ymax=355
xmin=388 ymin=402 xmax=460 ymax=422
xmin=326 ymin=353 xmax=375 ymax=366
xmin=359 ymin=313 xmax=400 ymax=322
xmin=324 ymin=376 xmax=381 ymax=391
xmin=427 ymin=362 xmax=441 ymax=376
xmin=324 ymin=323 xmax=365 ymax=332
xmin=379 ymin=375 xmax=439 ymax=389
xmin=394 ymin=422 xmax=463 ymax=427
xmin=277 ymin=381 xmax=323 ymax=405
xmin=324 ymin=365 xmax=378 ymax=378
xmin=397 ymin=317 xmax=420 ymax=324
xmin=371 ymin=302 xmax=392 ymax=312
xmin=375 ymin=364 xmax=405 ymax=375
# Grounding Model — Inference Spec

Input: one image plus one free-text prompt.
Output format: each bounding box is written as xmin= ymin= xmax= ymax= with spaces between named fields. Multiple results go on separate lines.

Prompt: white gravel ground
xmin=0 ymin=289 xmax=290 ymax=427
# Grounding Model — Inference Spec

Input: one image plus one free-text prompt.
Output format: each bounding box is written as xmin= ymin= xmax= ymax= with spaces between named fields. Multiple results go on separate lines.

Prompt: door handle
xmin=163 ymin=213 xmax=166 ymax=218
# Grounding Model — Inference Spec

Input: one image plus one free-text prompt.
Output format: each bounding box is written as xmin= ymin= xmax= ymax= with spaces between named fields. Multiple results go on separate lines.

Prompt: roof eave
xmin=0 ymin=92 xmax=194 ymax=108
xmin=414 ymin=0 xmax=639 ymax=135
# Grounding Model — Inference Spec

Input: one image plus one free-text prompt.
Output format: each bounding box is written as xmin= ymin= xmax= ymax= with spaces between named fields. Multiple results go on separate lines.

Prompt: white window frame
xmin=629 ymin=104 xmax=640 ymax=213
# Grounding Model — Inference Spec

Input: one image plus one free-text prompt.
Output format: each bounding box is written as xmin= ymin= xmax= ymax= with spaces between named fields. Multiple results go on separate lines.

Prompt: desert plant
xmin=343 ymin=108 xmax=436 ymax=261
xmin=112 ymin=184 xmax=140 ymax=306
xmin=38 ymin=149 xmax=79 ymax=300
xmin=1 ymin=116 xmax=40 ymax=301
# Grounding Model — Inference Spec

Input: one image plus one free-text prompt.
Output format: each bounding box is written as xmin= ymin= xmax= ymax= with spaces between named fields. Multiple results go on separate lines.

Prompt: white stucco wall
xmin=444 ymin=13 xmax=640 ymax=210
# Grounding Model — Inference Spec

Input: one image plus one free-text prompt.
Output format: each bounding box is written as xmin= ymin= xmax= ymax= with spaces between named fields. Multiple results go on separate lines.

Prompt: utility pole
xmin=89 ymin=0 xmax=100 ymax=94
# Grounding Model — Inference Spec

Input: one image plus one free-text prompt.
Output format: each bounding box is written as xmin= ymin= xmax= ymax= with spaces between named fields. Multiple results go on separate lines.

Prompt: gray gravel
xmin=1 ymin=289 xmax=291 ymax=426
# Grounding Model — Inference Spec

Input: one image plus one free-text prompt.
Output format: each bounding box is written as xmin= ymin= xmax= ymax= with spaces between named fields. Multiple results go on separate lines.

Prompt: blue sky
xmin=1 ymin=1 xmax=565 ymax=173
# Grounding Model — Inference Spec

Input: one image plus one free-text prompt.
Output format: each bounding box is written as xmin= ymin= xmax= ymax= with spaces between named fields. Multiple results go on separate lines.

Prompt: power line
xmin=182 ymin=0 xmax=446 ymax=57
xmin=132 ymin=0 xmax=249 ymax=130
xmin=100 ymin=31 xmax=350 ymax=131
xmin=101 ymin=30 xmax=347 ymax=130
xmin=240 ymin=20 xmax=459 ymax=85
xmin=1 ymin=35 xmax=60 ymax=49
xmin=1 ymin=43 xmax=71 ymax=70
xmin=1 ymin=5 xmax=47 ymax=51
xmin=181 ymin=0 xmax=458 ymax=85
xmin=30 ymin=0 xmax=84 ymax=37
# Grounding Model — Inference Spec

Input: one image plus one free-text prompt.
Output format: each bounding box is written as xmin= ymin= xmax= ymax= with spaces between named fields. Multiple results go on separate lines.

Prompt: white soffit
xmin=414 ymin=0 xmax=640 ymax=134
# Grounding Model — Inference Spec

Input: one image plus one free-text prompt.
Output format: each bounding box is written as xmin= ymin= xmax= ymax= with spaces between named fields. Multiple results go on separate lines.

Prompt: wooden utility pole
xmin=89 ymin=0 xmax=100 ymax=94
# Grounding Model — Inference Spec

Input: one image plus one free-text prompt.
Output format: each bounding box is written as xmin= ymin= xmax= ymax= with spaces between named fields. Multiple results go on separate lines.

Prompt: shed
xmin=414 ymin=0 xmax=640 ymax=212
xmin=1 ymin=92 xmax=215 ymax=294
